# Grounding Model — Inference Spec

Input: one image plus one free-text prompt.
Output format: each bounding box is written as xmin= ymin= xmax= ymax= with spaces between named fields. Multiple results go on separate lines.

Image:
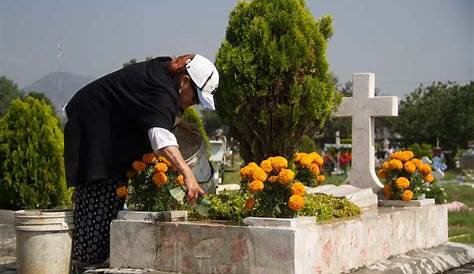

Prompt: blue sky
xmin=0 ymin=0 xmax=472 ymax=96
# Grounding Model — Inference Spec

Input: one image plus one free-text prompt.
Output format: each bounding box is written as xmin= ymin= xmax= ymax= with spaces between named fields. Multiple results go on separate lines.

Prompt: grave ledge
xmin=378 ymin=198 xmax=435 ymax=207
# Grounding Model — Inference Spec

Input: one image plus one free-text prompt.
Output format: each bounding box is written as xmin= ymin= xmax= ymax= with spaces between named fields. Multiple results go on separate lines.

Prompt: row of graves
xmin=9 ymin=73 xmax=474 ymax=274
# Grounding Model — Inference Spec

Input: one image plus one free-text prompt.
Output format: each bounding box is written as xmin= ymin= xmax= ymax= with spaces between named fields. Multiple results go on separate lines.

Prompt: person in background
xmin=64 ymin=53 xmax=219 ymax=268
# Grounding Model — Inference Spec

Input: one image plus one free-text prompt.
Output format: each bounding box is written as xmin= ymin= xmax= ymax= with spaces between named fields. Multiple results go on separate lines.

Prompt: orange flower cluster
xmin=116 ymin=185 xmax=128 ymax=199
xmin=129 ymin=152 xmax=184 ymax=189
xmin=293 ymin=151 xmax=326 ymax=186
xmin=378 ymin=150 xmax=435 ymax=201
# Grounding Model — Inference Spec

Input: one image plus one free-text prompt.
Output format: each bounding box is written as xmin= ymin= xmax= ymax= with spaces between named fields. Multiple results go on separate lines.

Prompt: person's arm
xmin=148 ymin=127 xmax=203 ymax=202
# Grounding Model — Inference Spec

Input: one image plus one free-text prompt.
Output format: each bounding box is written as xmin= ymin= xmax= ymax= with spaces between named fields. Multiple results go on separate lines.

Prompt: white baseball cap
xmin=185 ymin=54 xmax=219 ymax=110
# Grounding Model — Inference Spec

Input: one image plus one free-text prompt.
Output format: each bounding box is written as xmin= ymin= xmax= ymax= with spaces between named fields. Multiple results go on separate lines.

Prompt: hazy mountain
xmin=23 ymin=72 xmax=95 ymax=114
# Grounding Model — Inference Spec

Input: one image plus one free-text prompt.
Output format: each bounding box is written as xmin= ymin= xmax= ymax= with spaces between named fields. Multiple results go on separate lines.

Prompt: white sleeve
xmin=147 ymin=127 xmax=179 ymax=153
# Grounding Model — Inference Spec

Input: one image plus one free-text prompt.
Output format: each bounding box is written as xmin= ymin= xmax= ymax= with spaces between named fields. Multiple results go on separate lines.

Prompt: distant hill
xmin=23 ymin=72 xmax=95 ymax=114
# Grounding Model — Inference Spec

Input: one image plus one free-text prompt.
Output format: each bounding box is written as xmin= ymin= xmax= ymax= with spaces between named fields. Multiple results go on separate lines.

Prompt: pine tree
xmin=215 ymin=0 xmax=340 ymax=162
xmin=0 ymin=97 xmax=70 ymax=209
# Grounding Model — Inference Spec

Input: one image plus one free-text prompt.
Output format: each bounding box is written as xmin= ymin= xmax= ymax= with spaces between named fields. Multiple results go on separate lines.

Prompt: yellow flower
xmin=288 ymin=195 xmax=305 ymax=211
xmin=175 ymin=175 xmax=184 ymax=185
xmin=116 ymin=186 xmax=128 ymax=199
xmin=310 ymin=163 xmax=320 ymax=176
xmin=252 ymin=167 xmax=268 ymax=182
xmin=383 ymin=184 xmax=391 ymax=199
xmin=260 ymin=160 xmax=273 ymax=173
xmin=382 ymin=162 xmax=390 ymax=170
xmin=403 ymin=151 xmax=414 ymax=161
xmin=158 ymin=156 xmax=172 ymax=167
xmin=388 ymin=159 xmax=403 ymax=170
xmin=402 ymin=190 xmax=414 ymax=201
xmin=411 ymin=158 xmax=422 ymax=168
xmin=248 ymin=180 xmax=264 ymax=193
xmin=245 ymin=198 xmax=255 ymax=209
xmin=395 ymin=177 xmax=410 ymax=189
xmin=291 ymin=182 xmax=305 ymax=196
xmin=142 ymin=152 xmax=157 ymax=164
xmin=132 ymin=161 xmax=146 ymax=172
xmin=294 ymin=152 xmax=306 ymax=163
xmin=419 ymin=163 xmax=432 ymax=175
xmin=267 ymin=175 xmax=278 ymax=183
xmin=277 ymin=169 xmax=295 ymax=184
xmin=377 ymin=169 xmax=389 ymax=179
xmin=152 ymin=172 xmax=168 ymax=187
xmin=240 ymin=162 xmax=258 ymax=179
xmin=300 ymin=155 xmax=313 ymax=168
xmin=154 ymin=163 xmax=168 ymax=173
xmin=404 ymin=161 xmax=416 ymax=174
xmin=310 ymin=152 xmax=324 ymax=166
xmin=424 ymin=173 xmax=434 ymax=183
xmin=270 ymin=156 xmax=288 ymax=172
xmin=317 ymin=175 xmax=326 ymax=183
xmin=126 ymin=169 xmax=137 ymax=179
xmin=390 ymin=151 xmax=404 ymax=161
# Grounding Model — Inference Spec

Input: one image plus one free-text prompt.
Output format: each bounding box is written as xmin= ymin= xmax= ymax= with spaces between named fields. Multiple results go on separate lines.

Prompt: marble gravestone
xmin=335 ymin=73 xmax=398 ymax=192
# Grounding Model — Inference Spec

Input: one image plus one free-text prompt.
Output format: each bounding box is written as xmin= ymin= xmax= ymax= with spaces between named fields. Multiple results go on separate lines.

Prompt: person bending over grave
xmin=64 ymin=54 xmax=219 ymax=267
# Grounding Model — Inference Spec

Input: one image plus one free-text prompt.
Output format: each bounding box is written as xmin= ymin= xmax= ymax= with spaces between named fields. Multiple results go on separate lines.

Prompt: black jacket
xmin=64 ymin=57 xmax=180 ymax=186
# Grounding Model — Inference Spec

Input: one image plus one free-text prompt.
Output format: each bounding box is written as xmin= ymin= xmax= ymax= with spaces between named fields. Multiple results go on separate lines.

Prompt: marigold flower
xmin=132 ymin=161 xmax=146 ymax=172
xmin=175 ymin=175 xmax=184 ymax=185
xmin=126 ymin=169 xmax=137 ymax=179
xmin=158 ymin=156 xmax=172 ymax=167
xmin=277 ymin=169 xmax=295 ymax=184
xmin=260 ymin=159 xmax=273 ymax=173
xmin=310 ymin=163 xmax=320 ymax=175
xmin=294 ymin=152 xmax=306 ymax=163
xmin=419 ymin=163 xmax=432 ymax=175
xmin=402 ymin=190 xmax=414 ymax=201
xmin=252 ymin=167 xmax=268 ymax=182
xmin=152 ymin=172 xmax=168 ymax=186
xmin=383 ymin=184 xmax=391 ymax=199
xmin=245 ymin=198 xmax=255 ymax=209
xmin=288 ymin=195 xmax=304 ymax=211
xmin=142 ymin=152 xmax=157 ymax=164
xmin=388 ymin=159 xmax=403 ymax=170
xmin=248 ymin=180 xmax=264 ymax=193
xmin=390 ymin=151 xmax=404 ymax=161
xmin=267 ymin=175 xmax=278 ymax=183
xmin=154 ymin=162 xmax=168 ymax=173
xmin=377 ymin=168 xmax=389 ymax=179
xmin=424 ymin=173 xmax=434 ymax=183
xmin=240 ymin=162 xmax=258 ymax=179
xmin=382 ymin=162 xmax=390 ymax=170
xmin=395 ymin=177 xmax=410 ymax=189
xmin=317 ymin=175 xmax=326 ymax=182
xmin=411 ymin=158 xmax=422 ymax=168
xmin=404 ymin=161 xmax=416 ymax=174
xmin=310 ymin=152 xmax=324 ymax=166
xmin=300 ymin=155 xmax=313 ymax=168
xmin=291 ymin=182 xmax=305 ymax=196
xmin=116 ymin=186 xmax=128 ymax=199
xmin=270 ymin=156 xmax=288 ymax=172
xmin=403 ymin=151 xmax=414 ymax=161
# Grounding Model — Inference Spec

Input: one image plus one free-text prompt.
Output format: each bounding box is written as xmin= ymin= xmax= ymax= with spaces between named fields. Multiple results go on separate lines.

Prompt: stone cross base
xmin=110 ymin=206 xmax=447 ymax=274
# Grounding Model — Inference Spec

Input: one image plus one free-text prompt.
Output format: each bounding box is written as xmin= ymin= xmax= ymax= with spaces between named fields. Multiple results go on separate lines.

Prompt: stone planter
xmin=110 ymin=206 xmax=447 ymax=274
xmin=378 ymin=198 xmax=435 ymax=207
xmin=15 ymin=210 xmax=74 ymax=274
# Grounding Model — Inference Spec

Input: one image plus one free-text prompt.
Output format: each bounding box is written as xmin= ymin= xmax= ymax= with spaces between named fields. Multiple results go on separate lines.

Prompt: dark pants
xmin=72 ymin=177 xmax=125 ymax=265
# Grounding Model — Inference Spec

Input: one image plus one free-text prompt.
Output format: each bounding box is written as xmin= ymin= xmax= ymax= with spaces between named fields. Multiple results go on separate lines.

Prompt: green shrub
xmin=408 ymin=142 xmax=432 ymax=159
xmin=301 ymin=194 xmax=361 ymax=222
xmin=0 ymin=97 xmax=70 ymax=209
xmin=215 ymin=0 xmax=340 ymax=163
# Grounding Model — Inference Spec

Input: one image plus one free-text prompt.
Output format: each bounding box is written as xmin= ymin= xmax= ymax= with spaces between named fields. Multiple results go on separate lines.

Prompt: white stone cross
xmin=335 ymin=73 xmax=398 ymax=192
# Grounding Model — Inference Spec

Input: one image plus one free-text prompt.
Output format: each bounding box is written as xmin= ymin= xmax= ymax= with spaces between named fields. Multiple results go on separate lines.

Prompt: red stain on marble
xmin=216 ymin=264 xmax=232 ymax=273
xmin=231 ymin=234 xmax=248 ymax=263
xmin=360 ymin=248 xmax=368 ymax=263
xmin=270 ymin=248 xmax=289 ymax=261
xmin=180 ymin=257 xmax=193 ymax=272
xmin=177 ymin=231 xmax=190 ymax=242
xmin=322 ymin=239 xmax=333 ymax=266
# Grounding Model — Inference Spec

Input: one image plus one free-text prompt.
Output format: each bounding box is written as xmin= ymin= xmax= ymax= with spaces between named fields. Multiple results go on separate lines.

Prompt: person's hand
xmin=184 ymin=174 xmax=204 ymax=203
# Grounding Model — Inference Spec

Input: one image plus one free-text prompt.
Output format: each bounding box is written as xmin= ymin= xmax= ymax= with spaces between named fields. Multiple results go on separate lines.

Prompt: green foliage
xmin=189 ymin=191 xmax=249 ymax=222
xmin=408 ymin=143 xmax=433 ymax=159
xmin=421 ymin=182 xmax=447 ymax=204
xmin=215 ymin=0 xmax=340 ymax=163
xmin=297 ymin=135 xmax=317 ymax=153
xmin=182 ymin=107 xmax=210 ymax=154
xmin=0 ymin=97 xmax=70 ymax=209
xmin=26 ymin=91 xmax=55 ymax=111
xmin=201 ymin=109 xmax=225 ymax=135
xmin=0 ymin=76 xmax=23 ymax=116
xmin=301 ymin=194 xmax=361 ymax=222
xmin=393 ymin=82 xmax=474 ymax=168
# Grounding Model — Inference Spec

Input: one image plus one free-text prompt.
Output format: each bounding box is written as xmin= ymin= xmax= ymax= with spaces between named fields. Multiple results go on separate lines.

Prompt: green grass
xmin=443 ymin=182 xmax=474 ymax=244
